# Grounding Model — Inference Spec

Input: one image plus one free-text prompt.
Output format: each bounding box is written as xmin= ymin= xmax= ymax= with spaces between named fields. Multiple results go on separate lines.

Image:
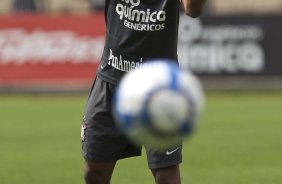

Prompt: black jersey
xmin=97 ymin=0 xmax=180 ymax=84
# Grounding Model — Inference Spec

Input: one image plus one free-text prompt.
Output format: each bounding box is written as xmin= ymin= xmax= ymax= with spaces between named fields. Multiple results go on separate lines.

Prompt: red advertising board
xmin=0 ymin=14 xmax=105 ymax=89
xmin=1 ymin=14 xmax=281 ymax=90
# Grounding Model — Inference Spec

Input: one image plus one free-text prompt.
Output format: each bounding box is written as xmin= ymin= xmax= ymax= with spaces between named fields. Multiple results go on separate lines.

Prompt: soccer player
xmin=81 ymin=0 xmax=206 ymax=183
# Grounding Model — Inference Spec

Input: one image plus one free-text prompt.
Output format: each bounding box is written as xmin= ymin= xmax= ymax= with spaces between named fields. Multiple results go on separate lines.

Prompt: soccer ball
xmin=113 ymin=60 xmax=204 ymax=150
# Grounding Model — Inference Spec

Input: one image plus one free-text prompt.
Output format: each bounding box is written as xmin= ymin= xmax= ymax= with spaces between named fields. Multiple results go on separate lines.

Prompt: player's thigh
xmin=146 ymin=145 xmax=182 ymax=169
xmin=151 ymin=165 xmax=181 ymax=184
xmin=81 ymin=76 xmax=141 ymax=161
xmin=146 ymin=146 xmax=182 ymax=183
xmin=84 ymin=160 xmax=116 ymax=184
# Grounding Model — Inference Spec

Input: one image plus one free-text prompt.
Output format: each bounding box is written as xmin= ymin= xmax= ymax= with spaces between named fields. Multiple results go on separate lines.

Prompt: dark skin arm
xmin=180 ymin=0 xmax=207 ymax=18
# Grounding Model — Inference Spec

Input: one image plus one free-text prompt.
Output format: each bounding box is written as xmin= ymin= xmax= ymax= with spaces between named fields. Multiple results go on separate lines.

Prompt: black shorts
xmin=81 ymin=76 xmax=182 ymax=169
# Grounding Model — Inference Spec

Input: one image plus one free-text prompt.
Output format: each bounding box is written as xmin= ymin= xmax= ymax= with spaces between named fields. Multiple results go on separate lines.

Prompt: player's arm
xmin=179 ymin=0 xmax=206 ymax=18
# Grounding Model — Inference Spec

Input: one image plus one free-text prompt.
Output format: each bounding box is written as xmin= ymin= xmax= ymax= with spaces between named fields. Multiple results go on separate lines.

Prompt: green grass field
xmin=0 ymin=91 xmax=282 ymax=184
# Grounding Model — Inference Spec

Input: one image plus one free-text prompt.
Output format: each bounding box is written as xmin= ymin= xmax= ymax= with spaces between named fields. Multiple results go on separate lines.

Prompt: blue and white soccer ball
xmin=113 ymin=60 xmax=204 ymax=150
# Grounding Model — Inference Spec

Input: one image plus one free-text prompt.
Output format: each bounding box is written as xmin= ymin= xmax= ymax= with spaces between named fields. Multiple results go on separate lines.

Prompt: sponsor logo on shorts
xmin=166 ymin=147 xmax=179 ymax=156
xmin=81 ymin=115 xmax=87 ymax=142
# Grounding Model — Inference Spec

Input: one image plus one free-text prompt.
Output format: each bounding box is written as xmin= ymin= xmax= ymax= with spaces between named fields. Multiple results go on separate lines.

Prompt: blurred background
xmin=0 ymin=0 xmax=282 ymax=91
xmin=0 ymin=1 xmax=282 ymax=184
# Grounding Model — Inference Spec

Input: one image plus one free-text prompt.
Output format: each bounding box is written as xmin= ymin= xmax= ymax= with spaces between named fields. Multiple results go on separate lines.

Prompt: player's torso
xmin=98 ymin=0 xmax=180 ymax=84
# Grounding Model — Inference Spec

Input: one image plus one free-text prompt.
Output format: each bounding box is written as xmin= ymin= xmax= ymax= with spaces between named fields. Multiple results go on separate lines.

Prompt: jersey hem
xmin=97 ymin=70 xmax=119 ymax=85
